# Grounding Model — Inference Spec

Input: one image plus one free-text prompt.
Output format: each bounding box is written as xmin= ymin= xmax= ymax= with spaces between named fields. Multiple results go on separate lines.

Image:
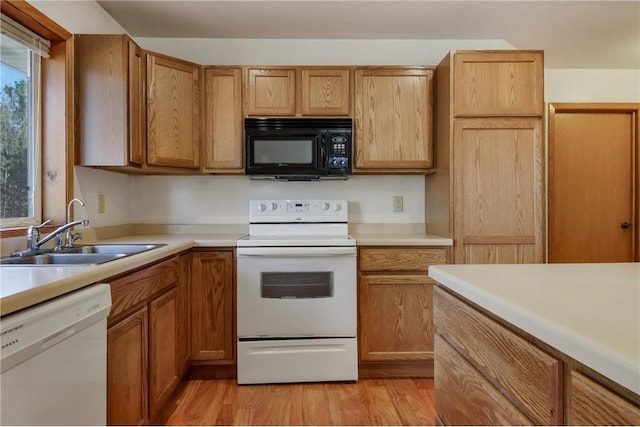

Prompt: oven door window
xmin=261 ymin=272 xmax=333 ymax=299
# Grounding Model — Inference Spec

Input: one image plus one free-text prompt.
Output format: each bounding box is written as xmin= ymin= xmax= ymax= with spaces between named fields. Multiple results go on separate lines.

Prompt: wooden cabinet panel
xmin=359 ymin=247 xmax=447 ymax=273
xmin=177 ymin=253 xmax=192 ymax=377
xmin=569 ymin=371 xmax=640 ymax=425
xmin=453 ymin=117 xmax=544 ymax=264
xmin=246 ymin=68 xmax=296 ymax=116
xmin=204 ymin=67 xmax=244 ymax=172
xmin=149 ymin=288 xmax=179 ymax=419
xmin=453 ymin=51 xmax=543 ymax=116
xmin=75 ymin=34 xmax=136 ymax=167
xmin=434 ymin=288 xmax=562 ymax=425
xmin=107 ymin=306 xmax=148 ymax=426
xmin=191 ymin=251 xmax=235 ymax=361
xmin=300 ymin=68 xmax=350 ymax=116
xmin=147 ymin=53 xmax=200 ymax=168
xmin=359 ymin=274 xmax=434 ymax=362
xmin=354 ymin=67 xmax=434 ymax=171
xmin=435 ymin=335 xmax=532 ymax=426
xmin=128 ymin=39 xmax=146 ymax=165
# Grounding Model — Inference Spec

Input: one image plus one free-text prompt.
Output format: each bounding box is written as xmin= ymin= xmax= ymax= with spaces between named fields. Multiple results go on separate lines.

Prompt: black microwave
xmin=245 ymin=118 xmax=352 ymax=180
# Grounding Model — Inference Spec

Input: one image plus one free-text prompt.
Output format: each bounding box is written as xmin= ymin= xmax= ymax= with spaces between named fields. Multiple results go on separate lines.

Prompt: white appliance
xmin=0 ymin=283 xmax=112 ymax=426
xmin=237 ymin=199 xmax=358 ymax=384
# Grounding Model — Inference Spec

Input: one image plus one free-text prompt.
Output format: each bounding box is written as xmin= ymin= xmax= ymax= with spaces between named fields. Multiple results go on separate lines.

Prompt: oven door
xmin=237 ymin=246 xmax=357 ymax=338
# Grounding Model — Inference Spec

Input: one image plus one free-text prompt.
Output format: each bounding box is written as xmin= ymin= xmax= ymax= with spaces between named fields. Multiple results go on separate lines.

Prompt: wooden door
xmin=149 ymin=288 xmax=179 ymax=419
xmin=359 ymin=274 xmax=434 ymax=362
xmin=354 ymin=67 xmax=434 ymax=171
xmin=191 ymin=251 xmax=234 ymax=361
xmin=245 ymin=68 xmax=296 ymax=116
xmin=549 ymin=104 xmax=638 ymax=263
xmin=203 ymin=67 xmax=243 ymax=172
xmin=300 ymin=68 xmax=350 ymax=116
xmin=147 ymin=53 xmax=200 ymax=168
xmin=107 ymin=307 xmax=148 ymax=426
xmin=453 ymin=50 xmax=544 ymax=117
xmin=453 ymin=117 xmax=544 ymax=264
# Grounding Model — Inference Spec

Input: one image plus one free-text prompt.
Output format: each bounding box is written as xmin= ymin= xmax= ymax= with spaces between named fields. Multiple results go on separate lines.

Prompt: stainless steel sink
xmin=0 ymin=243 xmax=166 ymax=266
xmin=61 ymin=244 xmax=165 ymax=255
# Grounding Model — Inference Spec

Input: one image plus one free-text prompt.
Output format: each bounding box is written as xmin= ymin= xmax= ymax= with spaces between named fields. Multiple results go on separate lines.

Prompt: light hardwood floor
xmin=165 ymin=379 xmax=436 ymax=425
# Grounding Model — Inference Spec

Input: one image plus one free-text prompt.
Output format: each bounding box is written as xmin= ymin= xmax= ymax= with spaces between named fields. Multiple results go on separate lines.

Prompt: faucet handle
xmin=27 ymin=219 xmax=52 ymax=235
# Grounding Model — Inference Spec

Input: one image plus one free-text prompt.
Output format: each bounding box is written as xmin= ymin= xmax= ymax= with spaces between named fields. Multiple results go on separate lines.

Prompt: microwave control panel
xmin=327 ymin=134 xmax=351 ymax=172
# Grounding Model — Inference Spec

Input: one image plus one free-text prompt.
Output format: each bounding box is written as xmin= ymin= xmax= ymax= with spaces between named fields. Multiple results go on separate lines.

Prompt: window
xmin=0 ymin=14 xmax=49 ymax=227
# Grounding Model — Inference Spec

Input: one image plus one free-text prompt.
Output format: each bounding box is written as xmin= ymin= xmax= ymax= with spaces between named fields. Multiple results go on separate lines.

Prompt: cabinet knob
xmin=621 ymin=222 xmax=633 ymax=229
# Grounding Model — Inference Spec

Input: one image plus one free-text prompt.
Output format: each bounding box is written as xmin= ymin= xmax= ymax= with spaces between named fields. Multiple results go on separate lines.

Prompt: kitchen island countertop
xmin=428 ymin=262 xmax=640 ymax=395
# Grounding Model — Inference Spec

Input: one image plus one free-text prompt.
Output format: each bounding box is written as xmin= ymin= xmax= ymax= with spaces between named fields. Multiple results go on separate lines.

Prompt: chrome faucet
xmin=13 ymin=219 xmax=90 ymax=256
xmin=65 ymin=198 xmax=86 ymax=249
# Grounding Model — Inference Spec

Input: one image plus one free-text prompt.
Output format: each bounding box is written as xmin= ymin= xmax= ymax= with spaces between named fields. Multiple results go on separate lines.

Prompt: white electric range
xmin=236 ymin=199 xmax=357 ymax=384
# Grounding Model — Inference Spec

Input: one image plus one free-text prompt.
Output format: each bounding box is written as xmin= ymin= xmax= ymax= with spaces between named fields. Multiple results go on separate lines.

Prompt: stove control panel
xmin=249 ymin=199 xmax=348 ymax=223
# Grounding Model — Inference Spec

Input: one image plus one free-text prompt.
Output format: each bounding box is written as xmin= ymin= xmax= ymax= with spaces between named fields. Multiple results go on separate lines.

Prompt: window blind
xmin=1 ymin=13 xmax=50 ymax=58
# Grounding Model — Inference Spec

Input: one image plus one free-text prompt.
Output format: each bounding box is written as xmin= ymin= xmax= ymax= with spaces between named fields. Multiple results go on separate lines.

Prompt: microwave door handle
xmin=320 ymin=132 xmax=327 ymax=168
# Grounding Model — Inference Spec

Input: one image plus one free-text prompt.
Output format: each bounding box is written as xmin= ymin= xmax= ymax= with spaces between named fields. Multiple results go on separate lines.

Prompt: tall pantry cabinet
xmin=426 ymin=51 xmax=545 ymax=264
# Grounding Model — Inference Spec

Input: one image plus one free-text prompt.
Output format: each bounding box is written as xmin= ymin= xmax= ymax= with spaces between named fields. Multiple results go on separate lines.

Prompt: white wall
xmin=133 ymin=175 xmax=425 ymax=224
xmin=546 ymin=69 xmax=640 ymax=102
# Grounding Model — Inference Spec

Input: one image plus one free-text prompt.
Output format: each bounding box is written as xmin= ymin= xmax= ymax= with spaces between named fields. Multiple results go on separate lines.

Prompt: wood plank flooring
xmin=165 ymin=379 xmax=435 ymax=425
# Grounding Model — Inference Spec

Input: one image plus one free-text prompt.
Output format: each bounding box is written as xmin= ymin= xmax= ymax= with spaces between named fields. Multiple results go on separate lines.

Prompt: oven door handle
xmin=237 ymin=246 xmax=356 ymax=257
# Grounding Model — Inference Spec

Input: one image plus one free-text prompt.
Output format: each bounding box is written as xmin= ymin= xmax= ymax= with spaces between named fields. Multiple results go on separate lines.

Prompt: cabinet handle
xmin=621 ymin=222 xmax=633 ymax=229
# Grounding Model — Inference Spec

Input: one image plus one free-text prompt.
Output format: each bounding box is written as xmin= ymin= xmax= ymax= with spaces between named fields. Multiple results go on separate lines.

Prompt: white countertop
xmin=428 ymin=263 xmax=640 ymax=396
xmin=351 ymin=232 xmax=453 ymax=246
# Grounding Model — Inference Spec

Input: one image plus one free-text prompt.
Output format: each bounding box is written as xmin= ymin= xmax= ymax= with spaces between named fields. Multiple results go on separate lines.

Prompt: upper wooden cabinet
xmin=354 ymin=67 xmax=435 ymax=172
xmin=453 ymin=51 xmax=544 ymax=117
xmin=146 ymin=52 xmax=201 ymax=169
xmin=245 ymin=67 xmax=351 ymax=116
xmin=75 ymin=34 xmax=146 ymax=169
xmin=203 ymin=67 xmax=244 ymax=173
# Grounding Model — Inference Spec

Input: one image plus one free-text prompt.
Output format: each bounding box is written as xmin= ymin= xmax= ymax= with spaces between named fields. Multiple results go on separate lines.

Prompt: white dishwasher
xmin=0 ymin=283 xmax=112 ymax=426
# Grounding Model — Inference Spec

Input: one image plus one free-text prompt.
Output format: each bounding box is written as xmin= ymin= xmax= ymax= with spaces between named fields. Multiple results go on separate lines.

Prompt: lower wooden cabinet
xmin=106 ymin=256 xmax=185 ymax=425
xmin=107 ymin=306 xmax=149 ymax=425
xmin=190 ymin=250 xmax=235 ymax=374
xmin=358 ymin=246 xmax=449 ymax=377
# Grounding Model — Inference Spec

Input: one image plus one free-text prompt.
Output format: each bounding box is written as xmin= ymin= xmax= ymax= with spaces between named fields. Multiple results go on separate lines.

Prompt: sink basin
xmin=0 ymin=243 xmax=166 ymax=266
xmin=0 ymin=253 xmax=126 ymax=265
xmin=61 ymin=243 xmax=166 ymax=255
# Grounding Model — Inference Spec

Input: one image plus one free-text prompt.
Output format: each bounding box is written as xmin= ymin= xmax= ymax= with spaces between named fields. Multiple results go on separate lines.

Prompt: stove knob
xmin=332 ymin=202 xmax=342 ymax=212
xmin=257 ymin=203 xmax=267 ymax=212
xmin=270 ymin=202 xmax=278 ymax=211
xmin=321 ymin=202 xmax=331 ymax=211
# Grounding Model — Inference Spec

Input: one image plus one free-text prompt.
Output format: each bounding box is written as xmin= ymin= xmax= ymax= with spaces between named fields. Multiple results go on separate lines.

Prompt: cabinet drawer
xmin=109 ymin=257 xmax=179 ymax=321
xmin=359 ymin=247 xmax=447 ymax=272
xmin=569 ymin=371 xmax=640 ymax=425
xmin=435 ymin=335 xmax=532 ymax=425
xmin=434 ymin=288 xmax=562 ymax=425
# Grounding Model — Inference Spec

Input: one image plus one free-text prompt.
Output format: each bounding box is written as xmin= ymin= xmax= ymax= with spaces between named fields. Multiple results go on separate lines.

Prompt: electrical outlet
xmin=97 ymin=194 xmax=105 ymax=214
xmin=393 ymin=196 xmax=403 ymax=213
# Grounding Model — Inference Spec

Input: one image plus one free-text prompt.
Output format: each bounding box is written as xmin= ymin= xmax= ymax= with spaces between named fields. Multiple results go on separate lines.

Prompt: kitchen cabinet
xmin=569 ymin=371 xmax=640 ymax=425
xmin=177 ymin=253 xmax=192 ymax=376
xmin=75 ymin=34 xmax=146 ymax=170
xmin=203 ymin=67 xmax=244 ymax=173
xmin=354 ymin=67 xmax=434 ymax=172
xmin=106 ymin=256 xmax=182 ymax=425
xmin=358 ymin=246 xmax=448 ymax=378
xmin=190 ymin=250 xmax=235 ymax=376
xmin=146 ymin=52 xmax=201 ymax=169
xmin=426 ymin=50 xmax=545 ymax=264
xmin=245 ymin=66 xmax=351 ymax=116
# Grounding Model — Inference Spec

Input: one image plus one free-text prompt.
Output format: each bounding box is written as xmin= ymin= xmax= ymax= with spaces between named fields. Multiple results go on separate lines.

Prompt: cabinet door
xmin=149 ymin=288 xmax=179 ymax=419
xmin=107 ymin=307 xmax=148 ymax=426
xmin=300 ymin=68 xmax=350 ymax=116
xmin=191 ymin=251 xmax=235 ymax=361
xmin=177 ymin=253 xmax=192 ymax=377
xmin=203 ymin=67 xmax=243 ymax=172
xmin=453 ymin=117 xmax=544 ymax=264
xmin=354 ymin=67 xmax=434 ymax=171
xmin=454 ymin=51 xmax=543 ymax=117
xmin=246 ymin=68 xmax=296 ymax=116
xmin=128 ymin=39 xmax=146 ymax=165
xmin=147 ymin=53 xmax=200 ymax=168
xmin=359 ymin=274 xmax=434 ymax=362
